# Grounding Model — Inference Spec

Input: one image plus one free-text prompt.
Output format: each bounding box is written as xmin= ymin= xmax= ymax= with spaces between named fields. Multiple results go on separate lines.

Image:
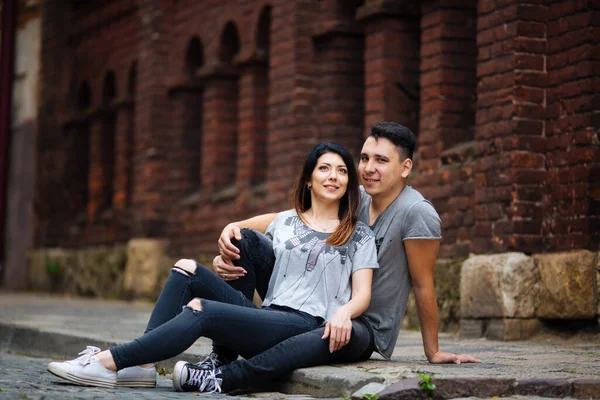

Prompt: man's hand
xmin=212 ymin=255 xmax=246 ymax=281
xmin=321 ymin=307 xmax=352 ymax=353
xmin=218 ymin=224 xmax=243 ymax=261
xmin=428 ymin=350 xmax=482 ymax=364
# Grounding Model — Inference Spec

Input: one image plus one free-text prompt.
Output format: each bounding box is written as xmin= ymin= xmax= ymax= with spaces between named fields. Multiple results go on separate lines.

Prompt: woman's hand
xmin=218 ymin=224 xmax=243 ymax=261
xmin=212 ymin=255 xmax=246 ymax=281
xmin=322 ymin=306 xmax=352 ymax=353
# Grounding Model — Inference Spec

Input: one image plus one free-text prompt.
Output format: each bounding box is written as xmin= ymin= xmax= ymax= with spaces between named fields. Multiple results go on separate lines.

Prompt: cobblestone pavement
xmin=0 ymin=351 xmax=232 ymax=400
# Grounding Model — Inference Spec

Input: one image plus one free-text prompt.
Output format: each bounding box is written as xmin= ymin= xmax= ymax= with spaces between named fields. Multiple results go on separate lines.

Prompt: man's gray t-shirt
xmin=262 ymin=210 xmax=379 ymax=321
xmin=358 ymin=186 xmax=441 ymax=359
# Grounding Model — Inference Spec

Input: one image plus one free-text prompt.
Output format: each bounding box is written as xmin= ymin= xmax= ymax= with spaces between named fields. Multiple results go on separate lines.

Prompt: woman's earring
xmin=307 ymin=184 xmax=312 ymax=191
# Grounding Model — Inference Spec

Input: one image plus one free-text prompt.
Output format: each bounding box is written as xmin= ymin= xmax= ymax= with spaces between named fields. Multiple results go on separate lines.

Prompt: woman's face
xmin=308 ymin=152 xmax=349 ymax=204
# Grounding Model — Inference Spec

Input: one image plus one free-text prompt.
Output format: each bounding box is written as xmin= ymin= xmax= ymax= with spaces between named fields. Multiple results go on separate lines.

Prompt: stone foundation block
xmin=123 ymin=238 xmax=170 ymax=298
xmin=461 ymin=253 xmax=539 ymax=319
xmin=27 ymin=246 xmax=127 ymax=297
xmin=485 ymin=318 xmax=540 ymax=341
xmin=573 ymin=379 xmax=600 ymax=399
xmin=515 ymin=379 xmax=572 ymax=397
xmin=534 ymin=250 xmax=596 ymax=319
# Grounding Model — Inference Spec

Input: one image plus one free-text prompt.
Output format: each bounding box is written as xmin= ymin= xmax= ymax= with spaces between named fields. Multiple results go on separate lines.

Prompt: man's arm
xmin=405 ymin=239 xmax=481 ymax=364
xmin=218 ymin=213 xmax=278 ymax=260
xmin=213 ymin=213 xmax=278 ymax=281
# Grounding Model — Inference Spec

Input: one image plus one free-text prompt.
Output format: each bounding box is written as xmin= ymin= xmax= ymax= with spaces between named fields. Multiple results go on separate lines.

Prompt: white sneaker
xmin=117 ymin=365 xmax=157 ymax=388
xmin=47 ymin=346 xmax=117 ymax=388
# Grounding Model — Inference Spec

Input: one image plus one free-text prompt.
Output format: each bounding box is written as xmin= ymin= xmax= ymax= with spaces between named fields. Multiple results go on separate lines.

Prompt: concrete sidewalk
xmin=0 ymin=292 xmax=599 ymax=399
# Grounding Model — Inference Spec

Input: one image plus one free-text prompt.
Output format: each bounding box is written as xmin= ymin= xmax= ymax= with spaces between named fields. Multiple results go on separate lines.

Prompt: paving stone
xmin=515 ymin=379 xmax=573 ymax=398
xmin=378 ymin=378 xmax=425 ymax=400
xmin=351 ymin=382 xmax=387 ymax=400
xmin=432 ymin=377 xmax=515 ymax=399
xmin=572 ymin=379 xmax=600 ymax=399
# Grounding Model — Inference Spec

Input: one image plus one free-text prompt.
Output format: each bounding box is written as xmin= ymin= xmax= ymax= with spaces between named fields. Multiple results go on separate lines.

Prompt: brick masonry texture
xmin=34 ymin=0 xmax=599 ymax=258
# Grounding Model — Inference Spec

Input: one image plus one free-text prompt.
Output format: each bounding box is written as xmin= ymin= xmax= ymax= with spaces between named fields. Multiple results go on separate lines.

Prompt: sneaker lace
xmin=195 ymin=353 xmax=220 ymax=369
xmin=75 ymin=346 xmax=101 ymax=366
xmin=187 ymin=368 xmax=222 ymax=393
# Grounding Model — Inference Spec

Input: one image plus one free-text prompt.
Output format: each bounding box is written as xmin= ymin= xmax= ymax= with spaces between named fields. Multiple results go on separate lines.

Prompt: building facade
xmin=2 ymin=0 xmax=599 ymax=336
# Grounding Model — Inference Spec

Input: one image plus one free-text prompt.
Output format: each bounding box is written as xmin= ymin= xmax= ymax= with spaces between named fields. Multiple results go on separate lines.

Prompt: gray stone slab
xmin=515 ymin=379 xmax=573 ymax=398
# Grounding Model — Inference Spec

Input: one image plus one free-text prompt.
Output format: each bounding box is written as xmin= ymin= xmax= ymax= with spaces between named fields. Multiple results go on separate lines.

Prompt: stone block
xmin=432 ymin=377 xmax=515 ymax=399
xmin=64 ymin=246 xmax=127 ymax=297
xmin=534 ymin=250 xmax=596 ymax=318
xmin=378 ymin=378 xmax=425 ymax=400
xmin=573 ymin=379 xmax=600 ymax=399
xmin=27 ymin=248 xmax=73 ymax=292
xmin=459 ymin=319 xmax=485 ymax=338
xmin=461 ymin=253 xmax=539 ymax=319
xmin=123 ymin=238 xmax=170 ymax=298
xmin=485 ymin=318 xmax=540 ymax=341
xmin=515 ymin=378 xmax=572 ymax=397
xmin=27 ymin=246 xmax=126 ymax=298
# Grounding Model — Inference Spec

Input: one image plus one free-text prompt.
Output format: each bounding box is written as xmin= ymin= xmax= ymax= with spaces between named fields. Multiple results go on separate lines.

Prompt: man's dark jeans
xmin=109 ymin=229 xmax=322 ymax=370
xmin=213 ymin=229 xmax=375 ymax=392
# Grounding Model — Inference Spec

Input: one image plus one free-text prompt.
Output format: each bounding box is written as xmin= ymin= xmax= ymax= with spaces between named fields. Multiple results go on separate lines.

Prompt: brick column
xmin=473 ymin=0 xmax=548 ymax=254
xmin=414 ymin=1 xmax=477 ymax=257
xmin=87 ymin=118 xmax=104 ymax=220
xmin=313 ymin=25 xmax=364 ymax=156
xmin=546 ymin=1 xmax=598 ymax=251
xmin=131 ymin=0 xmax=169 ymax=237
xmin=358 ymin=2 xmax=420 ymax=136
xmin=199 ymin=68 xmax=239 ymax=193
xmin=235 ymin=57 xmax=268 ymax=212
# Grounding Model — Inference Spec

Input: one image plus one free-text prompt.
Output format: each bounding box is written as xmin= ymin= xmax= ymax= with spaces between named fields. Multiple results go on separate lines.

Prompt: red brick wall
xmin=35 ymin=0 xmax=599 ymax=257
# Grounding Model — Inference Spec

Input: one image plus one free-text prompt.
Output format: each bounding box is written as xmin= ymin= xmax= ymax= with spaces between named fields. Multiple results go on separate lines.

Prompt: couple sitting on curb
xmin=47 ymin=122 xmax=480 ymax=393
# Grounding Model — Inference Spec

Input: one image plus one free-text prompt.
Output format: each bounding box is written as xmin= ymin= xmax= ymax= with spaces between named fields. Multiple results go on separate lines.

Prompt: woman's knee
xmin=173 ymin=259 xmax=197 ymax=276
xmin=187 ymin=298 xmax=203 ymax=311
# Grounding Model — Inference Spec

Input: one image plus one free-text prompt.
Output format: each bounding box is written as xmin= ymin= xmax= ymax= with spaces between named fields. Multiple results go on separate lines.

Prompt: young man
xmin=173 ymin=122 xmax=480 ymax=393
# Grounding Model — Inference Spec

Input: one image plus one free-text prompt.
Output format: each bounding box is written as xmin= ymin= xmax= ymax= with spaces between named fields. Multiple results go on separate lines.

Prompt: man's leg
xmin=211 ymin=228 xmax=276 ymax=361
xmin=217 ymin=319 xmax=373 ymax=393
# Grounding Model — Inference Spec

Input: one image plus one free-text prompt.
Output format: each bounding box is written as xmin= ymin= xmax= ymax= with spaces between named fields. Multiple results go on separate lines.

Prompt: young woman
xmin=47 ymin=143 xmax=379 ymax=393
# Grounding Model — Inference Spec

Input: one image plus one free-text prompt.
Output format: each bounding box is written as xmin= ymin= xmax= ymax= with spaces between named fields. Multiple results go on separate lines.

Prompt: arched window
xmin=126 ymin=62 xmax=137 ymax=207
xmin=182 ymin=37 xmax=205 ymax=190
xmin=69 ymin=82 xmax=92 ymax=212
xmin=100 ymin=71 xmax=117 ymax=210
xmin=251 ymin=6 xmax=271 ymax=185
xmin=209 ymin=21 xmax=240 ymax=189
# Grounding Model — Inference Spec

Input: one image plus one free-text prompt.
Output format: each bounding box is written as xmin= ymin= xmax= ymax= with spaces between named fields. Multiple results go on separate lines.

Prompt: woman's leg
xmin=110 ymin=300 xmax=321 ymax=370
xmin=144 ymin=259 xmax=256 ymax=334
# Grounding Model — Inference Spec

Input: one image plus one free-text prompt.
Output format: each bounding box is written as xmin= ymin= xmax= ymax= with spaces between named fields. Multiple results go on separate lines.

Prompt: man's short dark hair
xmin=370 ymin=122 xmax=416 ymax=160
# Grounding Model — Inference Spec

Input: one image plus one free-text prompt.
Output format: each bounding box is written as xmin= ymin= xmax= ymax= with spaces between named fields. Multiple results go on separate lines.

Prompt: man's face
xmin=359 ymin=136 xmax=408 ymax=198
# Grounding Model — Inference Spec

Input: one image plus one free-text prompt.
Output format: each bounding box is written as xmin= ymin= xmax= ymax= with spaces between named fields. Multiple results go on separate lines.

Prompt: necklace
xmin=303 ymin=212 xmax=339 ymax=233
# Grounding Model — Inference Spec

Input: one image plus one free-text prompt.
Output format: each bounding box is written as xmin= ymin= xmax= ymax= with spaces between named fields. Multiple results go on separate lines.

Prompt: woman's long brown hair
xmin=291 ymin=143 xmax=360 ymax=246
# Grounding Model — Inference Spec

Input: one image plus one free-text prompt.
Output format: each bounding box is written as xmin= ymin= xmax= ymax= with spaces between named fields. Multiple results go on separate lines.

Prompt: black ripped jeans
xmin=109 ymin=230 xmax=322 ymax=370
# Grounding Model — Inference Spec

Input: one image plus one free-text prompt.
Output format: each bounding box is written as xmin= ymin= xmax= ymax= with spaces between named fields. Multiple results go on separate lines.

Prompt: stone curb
xmin=372 ymin=377 xmax=600 ymax=400
xmin=1 ymin=322 xmax=599 ymax=399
